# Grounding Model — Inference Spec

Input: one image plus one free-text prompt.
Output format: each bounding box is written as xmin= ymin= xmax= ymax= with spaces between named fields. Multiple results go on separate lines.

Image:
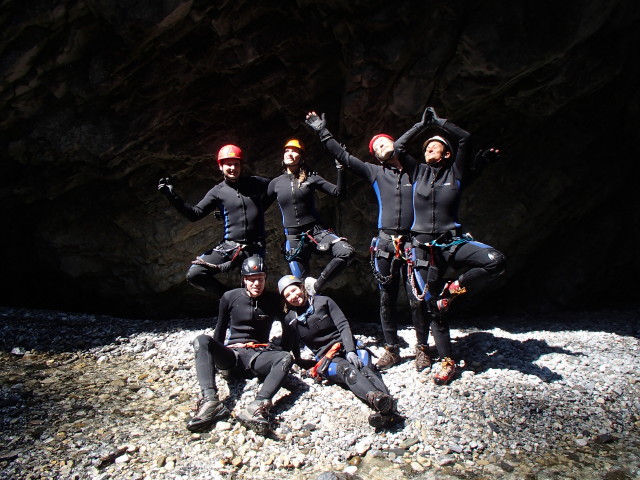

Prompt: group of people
xmin=158 ymin=107 xmax=506 ymax=434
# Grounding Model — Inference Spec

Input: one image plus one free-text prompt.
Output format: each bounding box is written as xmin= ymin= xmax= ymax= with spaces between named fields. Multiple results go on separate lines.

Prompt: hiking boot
xmin=376 ymin=344 xmax=400 ymax=370
xmin=366 ymin=391 xmax=394 ymax=414
xmin=433 ymin=357 xmax=457 ymax=385
xmin=415 ymin=344 xmax=432 ymax=372
xmin=304 ymin=277 xmax=317 ymax=296
xmin=368 ymin=411 xmax=405 ymax=429
xmin=437 ymin=281 xmax=467 ymax=312
xmin=237 ymin=399 xmax=272 ymax=435
xmin=186 ymin=396 xmax=230 ymax=432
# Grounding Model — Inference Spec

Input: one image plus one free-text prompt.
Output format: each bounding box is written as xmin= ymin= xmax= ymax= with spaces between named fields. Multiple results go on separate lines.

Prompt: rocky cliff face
xmin=2 ymin=0 xmax=639 ymax=318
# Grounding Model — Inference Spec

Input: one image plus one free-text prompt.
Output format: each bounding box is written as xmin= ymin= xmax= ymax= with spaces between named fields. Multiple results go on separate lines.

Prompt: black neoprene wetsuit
xmin=280 ymin=295 xmax=389 ymax=404
xmin=395 ymin=119 xmax=506 ymax=358
xmin=395 ymin=121 xmax=470 ymax=237
xmin=324 ymin=139 xmax=413 ymax=232
xmin=267 ymin=170 xmax=344 ymax=230
xmin=164 ymin=176 xmax=272 ymax=294
xmin=320 ymin=137 xmax=427 ymax=347
xmin=267 ymin=169 xmax=354 ymax=290
xmin=193 ymin=288 xmax=291 ymax=401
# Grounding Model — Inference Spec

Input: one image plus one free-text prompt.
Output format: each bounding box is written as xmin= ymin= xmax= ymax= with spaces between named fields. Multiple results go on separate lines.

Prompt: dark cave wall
xmin=1 ymin=0 xmax=639 ymax=318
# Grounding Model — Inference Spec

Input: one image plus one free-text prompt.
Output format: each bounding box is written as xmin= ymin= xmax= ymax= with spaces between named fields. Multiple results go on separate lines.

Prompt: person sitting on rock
xmin=395 ymin=106 xmax=507 ymax=385
xmin=267 ymin=139 xmax=355 ymax=296
xmin=277 ymin=274 xmax=403 ymax=429
xmin=158 ymin=144 xmax=272 ymax=297
xmin=186 ymin=256 xmax=293 ymax=435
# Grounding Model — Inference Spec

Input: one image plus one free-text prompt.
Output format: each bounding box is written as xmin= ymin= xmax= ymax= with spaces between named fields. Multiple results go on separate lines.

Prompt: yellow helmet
xmin=284 ymin=139 xmax=304 ymax=151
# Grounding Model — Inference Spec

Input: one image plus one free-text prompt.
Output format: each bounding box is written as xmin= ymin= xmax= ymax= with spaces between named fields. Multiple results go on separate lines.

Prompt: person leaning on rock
xmin=266 ymin=138 xmax=355 ymax=296
xmin=305 ymin=111 xmax=431 ymax=373
xmin=186 ymin=256 xmax=293 ymax=435
xmin=277 ymin=274 xmax=403 ymax=429
xmin=158 ymin=144 xmax=272 ymax=297
xmin=395 ymin=106 xmax=506 ymax=385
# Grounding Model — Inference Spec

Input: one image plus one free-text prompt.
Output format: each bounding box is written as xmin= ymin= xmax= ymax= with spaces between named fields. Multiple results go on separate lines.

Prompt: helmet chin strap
xmin=376 ymin=150 xmax=393 ymax=163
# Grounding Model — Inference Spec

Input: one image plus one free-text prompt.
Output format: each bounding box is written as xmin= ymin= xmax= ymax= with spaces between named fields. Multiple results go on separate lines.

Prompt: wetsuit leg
xmin=328 ymin=357 xmax=389 ymax=403
xmin=404 ymin=266 xmax=429 ymax=346
xmin=375 ymin=240 xmax=401 ymax=345
xmin=430 ymin=315 xmax=452 ymax=359
xmin=314 ymin=233 xmax=355 ymax=291
xmin=192 ymin=334 xmax=237 ymax=393
xmin=186 ymin=246 xmax=231 ymax=295
xmin=442 ymin=241 xmax=506 ymax=293
xmin=245 ymin=350 xmax=294 ymax=401
xmin=285 ymin=237 xmax=310 ymax=279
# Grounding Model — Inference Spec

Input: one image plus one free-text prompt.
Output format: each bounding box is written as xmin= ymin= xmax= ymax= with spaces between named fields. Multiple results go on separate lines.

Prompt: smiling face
xmin=243 ymin=273 xmax=266 ymax=297
xmin=219 ymin=158 xmax=242 ymax=181
xmin=423 ymin=141 xmax=450 ymax=165
xmin=283 ymin=147 xmax=302 ymax=172
xmin=282 ymin=283 xmax=307 ymax=307
xmin=372 ymin=137 xmax=395 ymax=163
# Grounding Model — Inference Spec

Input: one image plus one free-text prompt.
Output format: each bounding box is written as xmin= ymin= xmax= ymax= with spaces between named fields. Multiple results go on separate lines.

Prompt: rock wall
xmin=2 ymin=0 xmax=639 ymax=318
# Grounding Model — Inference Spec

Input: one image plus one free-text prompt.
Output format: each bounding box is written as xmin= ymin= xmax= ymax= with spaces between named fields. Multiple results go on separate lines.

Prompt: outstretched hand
xmin=470 ymin=148 xmax=502 ymax=173
xmin=157 ymin=177 xmax=174 ymax=196
xmin=305 ymin=111 xmax=326 ymax=132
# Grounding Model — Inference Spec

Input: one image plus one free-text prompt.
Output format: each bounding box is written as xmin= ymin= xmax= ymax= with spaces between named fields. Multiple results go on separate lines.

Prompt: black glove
xmin=346 ymin=351 xmax=363 ymax=369
xmin=471 ymin=148 xmax=501 ymax=172
xmin=157 ymin=177 xmax=174 ymax=197
xmin=420 ymin=106 xmax=434 ymax=126
xmin=428 ymin=107 xmax=446 ymax=128
xmin=305 ymin=112 xmax=326 ymax=132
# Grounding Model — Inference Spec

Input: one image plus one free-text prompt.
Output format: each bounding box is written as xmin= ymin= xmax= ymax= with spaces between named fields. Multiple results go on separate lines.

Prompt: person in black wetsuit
xmin=267 ymin=139 xmax=354 ymax=295
xmin=277 ymin=275 xmax=403 ymax=429
xmin=158 ymin=144 xmax=272 ymax=296
xmin=395 ymin=107 xmax=506 ymax=385
xmin=186 ymin=256 xmax=293 ymax=434
xmin=304 ymin=112 xmax=431 ymax=373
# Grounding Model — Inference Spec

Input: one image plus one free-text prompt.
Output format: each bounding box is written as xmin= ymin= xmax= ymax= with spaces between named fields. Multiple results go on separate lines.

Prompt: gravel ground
xmin=1 ymin=306 xmax=639 ymax=480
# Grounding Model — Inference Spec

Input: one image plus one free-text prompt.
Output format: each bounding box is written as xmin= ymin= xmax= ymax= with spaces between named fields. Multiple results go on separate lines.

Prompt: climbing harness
xmin=407 ymin=233 xmax=471 ymax=302
xmin=369 ymin=233 xmax=411 ymax=285
xmin=308 ymin=342 xmax=342 ymax=380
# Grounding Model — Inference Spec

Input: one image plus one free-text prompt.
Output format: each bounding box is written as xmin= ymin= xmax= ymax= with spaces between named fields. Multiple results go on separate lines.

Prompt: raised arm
xmin=305 ymin=111 xmax=376 ymax=182
xmin=394 ymin=106 xmax=434 ymax=179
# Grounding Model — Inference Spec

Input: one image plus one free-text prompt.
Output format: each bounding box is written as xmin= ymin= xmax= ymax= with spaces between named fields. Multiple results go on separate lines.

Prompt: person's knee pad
xmin=279 ymin=352 xmax=294 ymax=372
xmin=484 ymin=249 xmax=506 ymax=275
xmin=333 ymin=241 xmax=355 ymax=261
xmin=337 ymin=363 xmax=358 ymax=385
xmin=192 ymin=334 xmax=210 ymax=355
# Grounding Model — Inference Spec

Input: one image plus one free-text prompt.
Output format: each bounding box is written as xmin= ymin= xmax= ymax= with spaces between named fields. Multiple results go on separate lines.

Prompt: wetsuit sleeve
xmin=311 ymin=172 xmax=342 ymax=197
xmin=254 ymin=175 xmax=275 ymax=211
xmin=324 ymin=138 xmax=375 ymax=182
xmin=441 ymin=121 xmax=471 ymax=178
xmin=395 ymin=123 xmax=425 ymax=180
xmin=326 ymin=298 xmax=357 ymax=353
xmin=166 ymin=188 xmax=219 ymax=222
xmin=213 ymin=294 xmax=231 ymax=343
xmin=279 ymin=314 xmax=301 ymax=359
xmin=265 ymin=177 xmax=277 ymax=207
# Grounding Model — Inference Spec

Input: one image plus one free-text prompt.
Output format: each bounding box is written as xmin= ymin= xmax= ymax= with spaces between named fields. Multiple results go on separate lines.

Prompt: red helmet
xmin=217 ymin=144 xmax=242 ymax=165
xmin=368 ymin=134 xmax=394 ymax=154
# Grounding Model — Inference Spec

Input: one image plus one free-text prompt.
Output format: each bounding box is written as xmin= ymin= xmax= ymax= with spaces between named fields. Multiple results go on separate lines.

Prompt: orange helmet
xmin=284 ymin=139 xmax=304 ymax=151
xmin=217 ymin=144 xmax=242 ymax=165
